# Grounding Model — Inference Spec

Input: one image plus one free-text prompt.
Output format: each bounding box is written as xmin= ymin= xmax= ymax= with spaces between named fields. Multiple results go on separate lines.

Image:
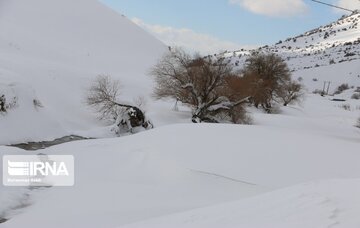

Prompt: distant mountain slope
xmin=0 ymin=0 xmax=167 ymax=144
xmin=217 ymin=11 xmax=360 ymax=92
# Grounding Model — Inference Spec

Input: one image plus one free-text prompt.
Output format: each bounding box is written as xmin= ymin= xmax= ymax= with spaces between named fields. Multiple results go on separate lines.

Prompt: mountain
xmin=217 ymin=11 xmax=360 ymax=93
xmin=0 ymin=0 xmax=167 ymax=144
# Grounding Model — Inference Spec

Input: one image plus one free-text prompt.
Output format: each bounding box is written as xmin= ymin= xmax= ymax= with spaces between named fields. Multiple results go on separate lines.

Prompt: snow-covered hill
xmin=217 ymin=11 xmax=360 ymax=92
xmin=0 ymin=0 xmax=167 ymax=144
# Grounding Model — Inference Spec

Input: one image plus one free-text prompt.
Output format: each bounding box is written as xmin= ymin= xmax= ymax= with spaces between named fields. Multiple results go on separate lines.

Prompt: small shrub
xmin=0 ymin=95 xmax=18 ymax=112
xmin=0 ymin=95 xmax=6 ymax=112
xmin=339 ymin=104 xmax=351 ymax=111
xmin=86 ymin=75 xmax=152 ymax=134
xmin=334 ymin=83 xmax=350 ymax=95
xmin=33 ymin=99 xmax=44 ymax=109
xmin=277 ymin=81 xmax=304 ymax=106
xmin=351 ymin=93 xmax=360 ymax=100
xmin=313 ymin=89 xmax=325 ymax=95
xmin=356 ymin=117 xmax=360 ymax=128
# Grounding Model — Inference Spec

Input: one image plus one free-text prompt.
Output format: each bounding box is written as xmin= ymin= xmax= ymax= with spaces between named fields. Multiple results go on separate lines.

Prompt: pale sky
xmin=100 ymin=0 xmax=360 ymax=54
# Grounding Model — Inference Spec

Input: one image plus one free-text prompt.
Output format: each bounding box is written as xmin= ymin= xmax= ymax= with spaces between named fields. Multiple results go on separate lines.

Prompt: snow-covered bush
xmin=33 ymin=99 xmax=43 ymax=109
xmin=111 ymin=107 xmax=153 ymax=135
xmin=151 ymin=49 xmax=250 ymax=123
xmin=86 ymin=75 xmax=153 ymax=134
xmin=351 ymin=93 xmax=360 ymax=100
xmin=339 ymin=104 xmax=351 ymax=111
xmin=0 ymin=94 xmax=6 ymax=112
xmin=0 ymin=94 xmax=18 ymax=113
xmin=313 ymin=89 xmax=325 ymax=95
xmin=277 ymin=80 xmax=304 ymax=106
xmin=334 ymin=83 xmax=350 ymax=95
xmin=356 ymin=117 xmax=360 ymax=128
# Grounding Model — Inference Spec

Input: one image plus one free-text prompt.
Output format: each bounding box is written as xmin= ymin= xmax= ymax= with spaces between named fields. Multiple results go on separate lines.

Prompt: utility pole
xmin=326 ymin=81 xmax=331 ymax=95
xmin=321 ymin=81 xmax=331 ymax=95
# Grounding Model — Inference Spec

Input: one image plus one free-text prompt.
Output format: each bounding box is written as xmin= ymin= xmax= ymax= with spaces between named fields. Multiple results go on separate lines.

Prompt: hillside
xmin=0 ymin=0 xmax=167 ymax=144
xmin=218 ymin=11 xmax=360 ymax=93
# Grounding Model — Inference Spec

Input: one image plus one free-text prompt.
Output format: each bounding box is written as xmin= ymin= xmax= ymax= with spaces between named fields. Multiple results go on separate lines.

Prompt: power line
xmin=310 ymin=0 xmax=356 ymax=13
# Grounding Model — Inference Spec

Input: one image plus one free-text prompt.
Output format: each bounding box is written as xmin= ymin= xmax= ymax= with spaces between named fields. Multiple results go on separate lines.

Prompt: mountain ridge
xmin=217 ymin=11 xmax=360 ymax=73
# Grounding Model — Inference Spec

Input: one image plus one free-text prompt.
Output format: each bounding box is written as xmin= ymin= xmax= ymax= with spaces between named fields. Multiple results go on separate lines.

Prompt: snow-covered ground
xmin=123 ymin=179 xmax=360 ymax=228
xmin=0 ymin=0 xmax=359 ymax=227
xmin=1 ymin=94 xmax=359 ymax=227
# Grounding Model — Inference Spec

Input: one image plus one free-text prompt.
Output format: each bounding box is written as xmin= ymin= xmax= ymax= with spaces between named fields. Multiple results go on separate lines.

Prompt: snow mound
xmin=123 ymin=179 xmax=360 ymax=228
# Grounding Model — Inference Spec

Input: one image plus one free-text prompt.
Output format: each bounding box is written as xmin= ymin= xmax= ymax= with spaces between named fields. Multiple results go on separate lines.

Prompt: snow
xmin=1 ymin=97 xmax=360 ymax=227
xmin=0 ymin=0 xmax=167 ymax=144
xmin=0 ymin=1 xmax=359 ymax=227
xmin=123 ymin=179 xmax=360 ymax=228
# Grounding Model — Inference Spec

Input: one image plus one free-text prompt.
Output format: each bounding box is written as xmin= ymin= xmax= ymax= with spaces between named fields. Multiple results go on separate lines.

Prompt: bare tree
xmin=277 ymin=80 xmax=304 ymax=106
xmin=242 ymin=53 xmax=292 ymax=112
xmin=86 ymin=75 xmax=152 ymax=133
xmin=151 ymin=49 xmax=250 ymax=123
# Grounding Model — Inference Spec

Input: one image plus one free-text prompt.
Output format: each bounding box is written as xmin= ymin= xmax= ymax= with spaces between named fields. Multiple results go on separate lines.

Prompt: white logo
xmin=8 ymin=161 xmax=69 ymax=176
xmin=3 ymin=155 xmax=74 ymax=187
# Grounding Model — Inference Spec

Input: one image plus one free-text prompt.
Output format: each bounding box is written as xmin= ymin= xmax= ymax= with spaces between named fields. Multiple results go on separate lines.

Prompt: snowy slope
xmin=218 ymin=11 xmax=360 ymax=92
xmin=0 ymin=0 xmax=167 ymax=144
xmin=123 ymin=179 xmax=360 ymax=228
xmin=1 ymin=95 xmax=360 ymax=227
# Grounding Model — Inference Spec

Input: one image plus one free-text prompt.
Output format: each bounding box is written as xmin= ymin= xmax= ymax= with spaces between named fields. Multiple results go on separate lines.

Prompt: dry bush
xmin=87 ymin=75 xmax=123 ymax=121
xmin=338 ymin=104 xmax=351 ymax=111
xmin=313 ymin=89 xmax=325 ymax=95
xmin=0 ymin=95 xmax=18 ymax=113
xmin=242 ymin=53 xmax=294 ymax=112
xmin=351 ymin=93 xmax=360 ymax=100
xmin=86 ymin=75 xmax=151 ymax=132
xmin=0 ymin=94 xmax=6 ymax=112
xmin=277 ymin=80 xmax=304 ymax=106
xmin=151 ymin=49 xmax=249 ymax=123
xmin=33 ymin=99 xmax=44 ymax=109
xmin=334 ymin=83 xmax=350 ymax=95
